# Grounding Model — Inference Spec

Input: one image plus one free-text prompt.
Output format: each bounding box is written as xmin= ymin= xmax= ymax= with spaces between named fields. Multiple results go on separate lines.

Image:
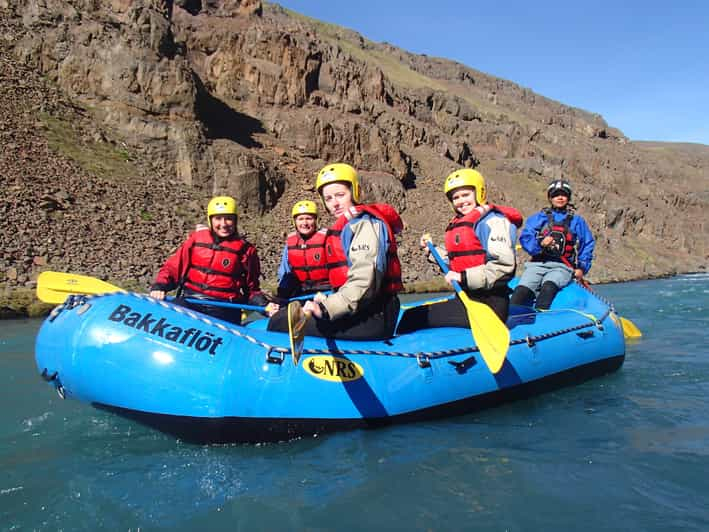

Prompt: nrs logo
xmin=304 ymin=356 xmax=364 ymax=382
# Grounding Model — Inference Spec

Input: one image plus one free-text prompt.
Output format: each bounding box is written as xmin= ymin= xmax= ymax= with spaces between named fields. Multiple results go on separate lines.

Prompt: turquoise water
xmin=2 ymin=275 xmax=708 ymax=531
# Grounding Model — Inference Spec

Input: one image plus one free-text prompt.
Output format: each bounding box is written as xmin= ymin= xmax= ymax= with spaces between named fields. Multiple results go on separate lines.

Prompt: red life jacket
xmin=445 ymin=204 xmax=523 ymax=272
xmin=325 ymin=203 xmax=403 ymax=294
xmin=286 ymin=229 xmax=329 ymax=289
xmin=536 ymin=208 xmax=577 ymax=267
xmin=494 ymin=204 xmax=524 ymax=228
xmin=182 ymin=230 xmax=251 ymax=299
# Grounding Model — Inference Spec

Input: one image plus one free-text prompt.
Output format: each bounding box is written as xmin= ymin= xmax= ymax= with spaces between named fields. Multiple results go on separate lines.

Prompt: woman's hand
xmin=149 ymin=290 xmax=166 ymax=300
xmin=303 ymin=300 xmax=321 ymax=318
xmin=264 ymin=302 xmax=280 ymax=317
xmin=313 ymin=292 xmax=327 ymax=304
xmin=444 ymin=271 xmax=461 ymax=286
xmin=419 ymin=232 xmax=432 ymax=250
xmin=420 ymin=233 xmax=436 ymax=263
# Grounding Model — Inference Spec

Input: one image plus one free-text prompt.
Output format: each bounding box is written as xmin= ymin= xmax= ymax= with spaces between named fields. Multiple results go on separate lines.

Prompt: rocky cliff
xmin=1 ymin=0 xmax=708 ymax=298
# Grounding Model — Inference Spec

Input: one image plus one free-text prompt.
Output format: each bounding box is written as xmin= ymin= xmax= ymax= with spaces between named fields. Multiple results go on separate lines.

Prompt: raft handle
xmin=41 ymin=368 xmax=58 ymax=382
xmin=40 ymin=369 xmax=66 ymax=399
xmin=577 ymin=330 xmax=595 ymax=340
xmin=76 ymin=303 xmax=92 ymax=315
xmin=448 ymin=356 xmax=477 ymax=373
xmin=266 ymin=348 xmax=285 ymax=365
xmin=416 ymin=354 xmax=431 ymax=368
xmin=48 ymin=306 xmax=63 ymax=322
xmin=525 ymin=336 xmax=536 ymax=348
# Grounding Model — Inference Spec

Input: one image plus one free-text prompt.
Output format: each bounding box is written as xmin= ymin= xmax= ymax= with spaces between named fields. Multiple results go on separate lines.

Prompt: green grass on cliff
xmin=275 ymin=5 xmax=527 ymax=126
xmin=279 ymin=7 xmax=446 ymax=91
xmin=40 ymin=114 xmax=140 ymax=182
xmin=0 ymin=285 xmax=54 ymax=318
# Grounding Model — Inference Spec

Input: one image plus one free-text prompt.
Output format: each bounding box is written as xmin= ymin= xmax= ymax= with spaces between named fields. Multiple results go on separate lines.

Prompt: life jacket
xmin=286 ymin=229 xmax=330 ymax=290
xmin=182 ymin=229 xmax=251 ymax=300
xmin=445 ymin=204 xmax=523 ymax=272
xmin=535 ymin=208 xmax=577 ymax=267
xmin=325 ymin=203 xmax=403 ymax=294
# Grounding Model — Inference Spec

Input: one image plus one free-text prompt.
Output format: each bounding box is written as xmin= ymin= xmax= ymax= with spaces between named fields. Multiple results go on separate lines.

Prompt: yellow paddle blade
xmin=36 ymin=271 xmax=124 ymax=304
xmin=458 ymin=290 xmax=510 ymax=373
xmin=287 ymin=301 xmax=311 ymax=366
xmin=620 ymin=316 xmax=642 ymax=338
xmin=423 ymin=239 xmax=510 ymax=374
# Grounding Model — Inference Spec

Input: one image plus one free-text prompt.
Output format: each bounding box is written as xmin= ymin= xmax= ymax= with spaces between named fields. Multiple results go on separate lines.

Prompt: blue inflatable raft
xmin=34 ymin=282 xmax=625 ymax=443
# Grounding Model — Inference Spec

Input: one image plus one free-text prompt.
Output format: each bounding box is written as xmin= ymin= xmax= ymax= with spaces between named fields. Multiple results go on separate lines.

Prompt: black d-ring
xmin=41 ymin=368 xmax=58 ymax=382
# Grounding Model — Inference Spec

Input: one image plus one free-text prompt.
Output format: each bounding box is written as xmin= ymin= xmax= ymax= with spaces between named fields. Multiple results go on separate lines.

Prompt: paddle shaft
xmin=168 ymin=296 xmax=266 ymax=313
xmin=425 ymin=242 xmax=463 ymax=293
xmin=175 ymin=293 xmax=327 ymax=313
xmin=290 ymin=291 xmax=331 ymax=301
xmin=400 ymin=294 xmax=455 ymax=310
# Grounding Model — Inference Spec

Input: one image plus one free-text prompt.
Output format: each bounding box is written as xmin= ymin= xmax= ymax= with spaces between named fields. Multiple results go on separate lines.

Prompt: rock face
xmin=1 ymin=0 xmax=708 ymax=294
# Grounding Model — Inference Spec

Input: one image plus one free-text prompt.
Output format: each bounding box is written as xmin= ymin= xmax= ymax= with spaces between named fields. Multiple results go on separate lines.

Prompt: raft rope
xmin=53 ymin=292 xmax=609 ymax=363
xmin=575 ymin=279 xmax=618 ymax=313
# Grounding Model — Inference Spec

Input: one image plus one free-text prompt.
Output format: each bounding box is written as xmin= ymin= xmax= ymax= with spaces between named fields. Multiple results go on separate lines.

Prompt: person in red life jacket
xmin=398 ymin=169 xmax=522 ymax=334
xmin=510 ymin=179 xmax=595 ymax=310
xmin=275 ymin=200 xmax=331 ymax=300
xmin=149 ymin=196 xmax=272 ymax=324
xmin=267 ymin=163 xmax=404 ymax=340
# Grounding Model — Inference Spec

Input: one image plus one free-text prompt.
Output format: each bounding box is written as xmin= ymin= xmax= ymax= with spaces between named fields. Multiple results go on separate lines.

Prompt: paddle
xmin=578 ymin=278 xmax=642 ymax=338
xmin=425 ymin=241 xmax=510 ymax=374
xmin=287 ymin=301 xmax=311 ymax=366
xmin=36 ymin=271 xmax=125 ymax=304
xmin=400 ymin=294 xmax=455 ymax=310
xmin=176 ymin=298 xmax=266 ymax=313
xmin=619 ymin=316 xmax=641 ymax=338
xmin=36 ymin=271 xmax=268 ymax=313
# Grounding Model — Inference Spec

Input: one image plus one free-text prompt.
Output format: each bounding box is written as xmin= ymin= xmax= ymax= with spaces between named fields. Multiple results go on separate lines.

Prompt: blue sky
xmin=273 ymin=1 xmax=709 ymax=145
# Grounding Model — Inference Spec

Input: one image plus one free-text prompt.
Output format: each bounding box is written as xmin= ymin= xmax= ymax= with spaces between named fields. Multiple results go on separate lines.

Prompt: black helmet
xmin=547 ymin=179 xmax=572 ymax=200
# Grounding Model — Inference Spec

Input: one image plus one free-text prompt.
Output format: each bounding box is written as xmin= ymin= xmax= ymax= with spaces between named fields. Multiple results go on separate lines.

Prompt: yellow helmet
xmin=443 ymin=168 xmax=486 ymax=205
xmin=315 ymin=163 xmax=360 ymax=203
xmin=206 ymin=196 xmax=237 ymax=225
xmin=291 ymin=200 xmax=318 ymax=219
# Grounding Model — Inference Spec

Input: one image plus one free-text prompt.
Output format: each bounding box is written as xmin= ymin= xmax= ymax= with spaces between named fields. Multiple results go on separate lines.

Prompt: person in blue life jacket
xmin=275 ymin=200 xmax=331 ymax=301
xmin=510 ymin=179 xmax=596 ymax=310
xmin=397 ymin=168 xmax=523 ymax=334
xmin=267 ymin=163 xmax=404 ymax=340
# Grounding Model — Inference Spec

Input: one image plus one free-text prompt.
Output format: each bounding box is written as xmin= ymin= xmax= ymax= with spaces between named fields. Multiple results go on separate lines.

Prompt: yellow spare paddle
xmin=287 ymin=301 xmax=311 ymax=366
xmin=425 ymin=241 xmax=509 ymax=374
xmin=37 ymin=271 xmax=124 ymax=304
xmin=619 ymin=316 xmax=642 ymax=338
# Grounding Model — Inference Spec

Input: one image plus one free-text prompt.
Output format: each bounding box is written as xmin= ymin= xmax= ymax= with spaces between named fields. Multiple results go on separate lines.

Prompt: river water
xmin=2 ymin=275 xmax=708 ymax=531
